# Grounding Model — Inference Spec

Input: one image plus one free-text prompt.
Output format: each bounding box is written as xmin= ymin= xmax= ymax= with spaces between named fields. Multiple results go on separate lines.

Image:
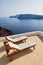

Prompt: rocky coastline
xmin=0 ymin=27 xmax=14 ymax=37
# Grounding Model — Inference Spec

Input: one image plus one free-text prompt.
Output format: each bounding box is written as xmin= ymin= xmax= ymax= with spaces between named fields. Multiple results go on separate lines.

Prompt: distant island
xmin=9 ymin=14 xmax=43 ymax=19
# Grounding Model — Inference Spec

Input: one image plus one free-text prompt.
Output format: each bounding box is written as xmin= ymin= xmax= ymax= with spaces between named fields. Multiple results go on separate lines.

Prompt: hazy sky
xmin=0 ymin=0 xmax=43 ymax=17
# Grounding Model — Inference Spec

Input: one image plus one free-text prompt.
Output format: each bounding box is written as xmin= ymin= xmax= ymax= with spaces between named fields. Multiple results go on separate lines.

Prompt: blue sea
xmin=0 ymin=18 xmax=43 ymax=34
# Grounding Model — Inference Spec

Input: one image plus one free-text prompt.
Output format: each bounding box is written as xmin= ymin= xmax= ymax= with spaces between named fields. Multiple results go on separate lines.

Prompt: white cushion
xmin=18 ymin=41 xmax=37 ymax=50
xmin=8 ymin=41 xmax=37 ymax=50
xmin=8 ymin=42 xmax=21 ymax=49
xmin=7 ymin=36 xmax=27 ymax=42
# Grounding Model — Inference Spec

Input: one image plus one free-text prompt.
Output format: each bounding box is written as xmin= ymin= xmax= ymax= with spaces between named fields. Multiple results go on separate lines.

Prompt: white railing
xmin=0 ymin=31 xmax=43 ymax=42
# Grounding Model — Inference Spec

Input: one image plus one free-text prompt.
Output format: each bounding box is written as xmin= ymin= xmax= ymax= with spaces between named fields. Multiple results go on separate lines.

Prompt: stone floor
xmin=0 ymin=35 xmax=43 ymax=65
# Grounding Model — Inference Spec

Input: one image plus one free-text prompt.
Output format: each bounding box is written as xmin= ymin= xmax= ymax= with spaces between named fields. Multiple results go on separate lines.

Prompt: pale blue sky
xmin=0 ymin=0 xmax=43 ymax=17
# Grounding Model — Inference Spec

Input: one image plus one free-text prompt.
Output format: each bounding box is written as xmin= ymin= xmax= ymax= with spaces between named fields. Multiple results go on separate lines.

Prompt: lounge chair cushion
xmin=8 ymin=42 xmax=21 ymax=49
xmin=8 ymin=41 xmax=37 ymax=50
xmin=18 ymin=41 xmax=37 ymax=50
xmin=7 ymin=36 xmax=27 ymax=42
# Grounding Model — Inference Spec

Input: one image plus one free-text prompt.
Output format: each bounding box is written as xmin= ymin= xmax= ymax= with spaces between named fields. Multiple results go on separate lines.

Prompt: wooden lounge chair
xmin=4 ymin=39 xmax=37 ymax=61
xmin=8 ymin=41 xmax=37 ymax=50
xmin=6 ymin=35 xmax=28 ymax=43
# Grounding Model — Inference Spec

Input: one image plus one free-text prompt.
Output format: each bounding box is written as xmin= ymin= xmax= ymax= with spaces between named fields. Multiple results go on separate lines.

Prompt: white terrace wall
xmin=0 ymin=31 xmax=43 ymax=42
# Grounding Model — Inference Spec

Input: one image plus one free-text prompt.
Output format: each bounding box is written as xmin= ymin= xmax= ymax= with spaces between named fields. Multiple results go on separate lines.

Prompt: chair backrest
xmin=8 ymin=42 xmax=21 ymax=50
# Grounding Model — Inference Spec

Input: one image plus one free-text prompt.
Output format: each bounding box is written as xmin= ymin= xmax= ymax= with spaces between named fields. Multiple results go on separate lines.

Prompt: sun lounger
xmin=4 ymin=39 xmax=37 ymax=61
xmin=8 ymin=41 xmax=37 ymax=50
xmin=6 ymin=35 xmax=27 ymax=43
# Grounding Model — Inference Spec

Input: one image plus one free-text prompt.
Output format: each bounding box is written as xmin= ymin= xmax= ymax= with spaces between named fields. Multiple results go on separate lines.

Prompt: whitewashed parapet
xmin=38 ymin=32 xmax=43 ymax=37
xmin=0 ymin=37 xmax=5 ymax=42
xmin=0 ymin=31 xmax=43 ymax=42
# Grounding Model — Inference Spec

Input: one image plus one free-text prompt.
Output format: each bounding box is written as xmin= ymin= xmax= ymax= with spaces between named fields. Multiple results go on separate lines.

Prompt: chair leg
xmin=33 ymin=46 xmax=35 ymax=49
xmin=7 ymin=55 xmax=13 ymax=62
xmin=6 ymin=50 xmax=9 ymax=54
xmin=23 ymin=39 xmax=26 ymax=43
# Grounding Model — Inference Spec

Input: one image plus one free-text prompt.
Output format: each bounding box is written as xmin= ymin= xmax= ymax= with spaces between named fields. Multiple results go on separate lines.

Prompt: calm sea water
xmin=0 ymin=18 xmax=43 ymax=34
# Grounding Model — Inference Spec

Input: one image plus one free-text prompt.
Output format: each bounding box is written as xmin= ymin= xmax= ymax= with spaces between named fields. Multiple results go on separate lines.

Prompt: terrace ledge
xmin=0 ymin=31 xmax=43 ymax=42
